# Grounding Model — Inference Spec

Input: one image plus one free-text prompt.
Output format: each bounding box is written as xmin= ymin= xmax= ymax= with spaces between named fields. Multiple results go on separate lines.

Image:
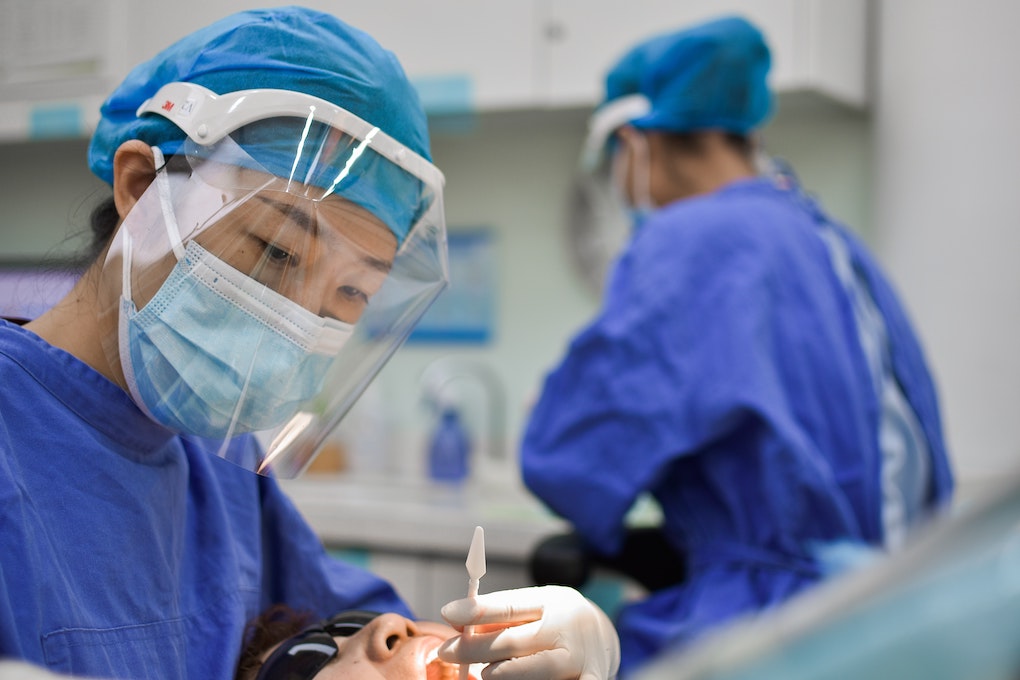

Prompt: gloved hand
xmin=437 ymin=585 xmax=620 ymax=680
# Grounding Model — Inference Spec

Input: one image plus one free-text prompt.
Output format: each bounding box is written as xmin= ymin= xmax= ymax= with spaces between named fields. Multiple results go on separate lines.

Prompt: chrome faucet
xmin=420 ymin=356 xmax=506 ymax=463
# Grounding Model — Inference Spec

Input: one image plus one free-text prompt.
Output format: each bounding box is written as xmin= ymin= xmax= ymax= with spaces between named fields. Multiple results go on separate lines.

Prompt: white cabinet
xmin=336 ymin=0 xmax=870 ymax=111
xmin=117 ymin=0 xmax=542 ymax=114
xmin=318 ymin=1 xmax=541 ymax=113
xmin=536 ymin=0 xmax=869 ymax=109
xmin=0 ymin=0 xmax=542 ymax=139
xmin=0 ymin=0 xmax=867 ymax=141
xmin=0 ymin=0 xmax=128 ymax=140
xmin=792 ymin=0 xmax=870 ymax=107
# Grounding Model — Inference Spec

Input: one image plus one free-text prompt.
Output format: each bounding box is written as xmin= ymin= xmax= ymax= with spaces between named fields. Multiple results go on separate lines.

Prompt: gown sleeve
xmin=256 ymin=475 xmax=414 ymax=619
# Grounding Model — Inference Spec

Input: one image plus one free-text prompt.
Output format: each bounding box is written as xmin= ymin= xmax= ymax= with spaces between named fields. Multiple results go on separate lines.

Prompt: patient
xmin=235 ymin=604 xmax=472 ymax=680
xmin=237 ymin=584 xmax=619 ymax=680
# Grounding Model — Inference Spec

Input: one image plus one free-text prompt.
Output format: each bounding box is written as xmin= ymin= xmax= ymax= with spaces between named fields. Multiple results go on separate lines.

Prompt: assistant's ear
xmin=112 ymin=141 xmax=157 ymax=219
xmin=613 ymin=125 xmax=652 ymax=171
xmin=613 ymin=125 xmax=641 ymax=150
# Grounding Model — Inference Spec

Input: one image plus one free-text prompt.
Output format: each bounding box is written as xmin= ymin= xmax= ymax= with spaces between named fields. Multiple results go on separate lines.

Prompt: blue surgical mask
xmin=117 ymin=159 xmax=354 ymax=439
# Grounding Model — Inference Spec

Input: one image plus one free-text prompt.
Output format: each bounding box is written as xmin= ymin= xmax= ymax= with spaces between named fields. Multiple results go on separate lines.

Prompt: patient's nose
xmin=364 ymin=613 xmax=418 ymax=660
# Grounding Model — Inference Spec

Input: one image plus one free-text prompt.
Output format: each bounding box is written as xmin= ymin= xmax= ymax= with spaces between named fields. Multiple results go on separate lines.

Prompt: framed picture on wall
xmin=409 ymin=227 xmax=496 ymax=344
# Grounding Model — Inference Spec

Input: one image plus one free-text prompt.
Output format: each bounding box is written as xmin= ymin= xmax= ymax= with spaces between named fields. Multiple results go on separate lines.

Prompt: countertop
xmin=280 ymin=473 xmax=570 ymax=563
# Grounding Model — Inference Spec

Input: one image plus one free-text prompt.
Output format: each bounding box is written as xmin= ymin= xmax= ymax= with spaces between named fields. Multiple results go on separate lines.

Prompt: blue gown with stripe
xmin=521 ymin=177 xmax=953 ymax=677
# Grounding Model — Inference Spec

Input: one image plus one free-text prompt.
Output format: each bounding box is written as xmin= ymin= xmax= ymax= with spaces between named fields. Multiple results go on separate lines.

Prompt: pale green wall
xmin=0 ymin=94 xmax=871 ymax=481
xmin=0 ymin=138 xmax=105 ymax=262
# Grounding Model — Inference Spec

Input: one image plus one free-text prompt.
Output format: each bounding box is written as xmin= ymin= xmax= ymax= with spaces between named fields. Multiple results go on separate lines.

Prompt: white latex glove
xmin=438 ymin=585 xmax=620 ymax=680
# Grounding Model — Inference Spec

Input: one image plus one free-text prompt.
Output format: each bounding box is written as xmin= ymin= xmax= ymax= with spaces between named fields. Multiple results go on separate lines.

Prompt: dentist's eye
xmin=339 ymin=285 xmax=368 ymax=305
xmin=265 ymin=243 xmax=296 ymax=265
xmin=252 ymin=237 xmax=301 ymax=272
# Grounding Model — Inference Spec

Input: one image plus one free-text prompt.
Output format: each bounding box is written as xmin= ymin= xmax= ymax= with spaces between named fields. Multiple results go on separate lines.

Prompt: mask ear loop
xmin=610 ymin=129 xmax=655 ymax=215
xmin=120 ymin=230 xmax=134 ymax=307
xmin=118 ymin=146 xmax=199 ymax=428
xmin=609 ymin=134 xmax=629 ymax=205
xmin=627 ymin=131 xmax=655 ymax=214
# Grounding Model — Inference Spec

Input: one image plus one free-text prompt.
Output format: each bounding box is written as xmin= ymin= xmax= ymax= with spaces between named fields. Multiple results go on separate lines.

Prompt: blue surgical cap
xmin=603 ymin=16 xmax=773 ymax=134
xmin=88 ymin=6 xmax=431 ymax=242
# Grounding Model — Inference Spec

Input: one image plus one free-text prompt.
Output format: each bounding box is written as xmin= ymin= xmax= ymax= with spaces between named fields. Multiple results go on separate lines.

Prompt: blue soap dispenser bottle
xmin=428 ymin=400 xmax=471 ymax=483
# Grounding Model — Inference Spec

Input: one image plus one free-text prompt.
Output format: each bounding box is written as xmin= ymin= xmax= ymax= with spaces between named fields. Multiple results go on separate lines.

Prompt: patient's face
xmin=256 ymin=613 xmax=469 ymax=680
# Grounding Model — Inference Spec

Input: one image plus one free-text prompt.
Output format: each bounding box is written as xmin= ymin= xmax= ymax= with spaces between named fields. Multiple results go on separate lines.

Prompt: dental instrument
xmin=461 ymin=525 xmax=486 ymax=680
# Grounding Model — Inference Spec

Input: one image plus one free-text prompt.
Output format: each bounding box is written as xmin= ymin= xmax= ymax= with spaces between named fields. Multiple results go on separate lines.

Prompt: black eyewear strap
xmin=254 ymin=610 xmax=381 ymax=680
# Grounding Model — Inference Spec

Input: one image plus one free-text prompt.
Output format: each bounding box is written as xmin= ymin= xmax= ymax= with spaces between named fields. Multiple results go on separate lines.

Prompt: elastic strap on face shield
xmin=151 ymin=146 xmax=187 ymax=261
xmin=119 ymin=147 xmax=182 ymax=306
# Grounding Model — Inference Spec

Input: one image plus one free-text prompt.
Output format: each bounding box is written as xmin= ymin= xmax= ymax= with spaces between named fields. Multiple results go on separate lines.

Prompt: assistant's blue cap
xmin=88 ymin=6 xmax=431 ymax=242
xmin=603 ymin=15 xmax=773 ymax=134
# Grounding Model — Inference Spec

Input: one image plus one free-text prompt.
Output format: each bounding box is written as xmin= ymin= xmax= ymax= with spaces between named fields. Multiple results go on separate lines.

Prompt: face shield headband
xmin=101 ymin=83 xmax=449 ymax=477
xmin=137 ymin=81 xmax=444 ymax=243
xmin=579 ymin=94 xmax=651 ymax=174
xmin=565 ymin=94 xmax=654 ymax=264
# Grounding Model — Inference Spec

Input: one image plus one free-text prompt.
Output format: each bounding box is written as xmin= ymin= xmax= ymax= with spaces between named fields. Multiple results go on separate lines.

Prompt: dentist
xmin=0 ymin=7 xmax=617 ymax=680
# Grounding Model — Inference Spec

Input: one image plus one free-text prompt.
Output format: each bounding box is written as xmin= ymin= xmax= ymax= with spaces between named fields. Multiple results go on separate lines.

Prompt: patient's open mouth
xmin=425 ymin=647 xmax=473 ymax=680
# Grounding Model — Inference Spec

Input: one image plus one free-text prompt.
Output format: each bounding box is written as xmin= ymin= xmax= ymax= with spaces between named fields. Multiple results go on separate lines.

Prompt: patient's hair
xmin=235 ymin=603 xmax=317 ymax=680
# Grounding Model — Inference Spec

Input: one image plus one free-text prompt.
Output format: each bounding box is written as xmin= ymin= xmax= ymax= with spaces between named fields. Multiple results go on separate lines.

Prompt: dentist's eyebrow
xmin=258 ymin=195 xmax=315 ymax=233
xmin=257 ymin=195 xmax=393 ymax=274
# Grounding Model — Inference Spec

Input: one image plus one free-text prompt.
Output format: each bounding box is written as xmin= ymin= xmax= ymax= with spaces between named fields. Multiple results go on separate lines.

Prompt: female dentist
xmin=0 ymin=7 xmax=617 ymax=680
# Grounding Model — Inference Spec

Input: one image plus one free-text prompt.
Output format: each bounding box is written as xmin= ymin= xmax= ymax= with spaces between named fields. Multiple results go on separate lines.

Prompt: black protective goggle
xmin=255 ymin=610 xmax=382 ymax=680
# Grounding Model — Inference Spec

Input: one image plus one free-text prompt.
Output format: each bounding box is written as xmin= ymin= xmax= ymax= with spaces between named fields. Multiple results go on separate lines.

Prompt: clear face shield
xmin=566 ymin=95 xmax=651 ymax=294
xmin=580 ymin=93 xmax=657 ymax=218
xmin=99 ymin=83 xmax=448 ymax=477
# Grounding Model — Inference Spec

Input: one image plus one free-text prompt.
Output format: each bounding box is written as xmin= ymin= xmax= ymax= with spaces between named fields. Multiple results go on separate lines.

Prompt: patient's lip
xmin=424 ymin=642 xmax=472 ymax=680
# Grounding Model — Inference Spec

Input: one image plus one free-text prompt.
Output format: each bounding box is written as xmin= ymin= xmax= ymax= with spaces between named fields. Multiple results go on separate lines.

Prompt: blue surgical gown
xmin=0 ymin=319 xmax=410 ymax=679
xmin=521 ymin=177 xmax=953 ymax=677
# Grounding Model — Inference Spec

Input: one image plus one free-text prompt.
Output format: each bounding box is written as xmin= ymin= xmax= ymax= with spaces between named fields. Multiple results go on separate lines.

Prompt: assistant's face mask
xmin=579 ymin=94 xmax=657 ymax=231
xmin=117 ymin=160 xmax=355 ymax=439
xmin=610 ymin=130 xmax=657 ymax=230
xmin=100 ymin=83 xmax=450 ymax=477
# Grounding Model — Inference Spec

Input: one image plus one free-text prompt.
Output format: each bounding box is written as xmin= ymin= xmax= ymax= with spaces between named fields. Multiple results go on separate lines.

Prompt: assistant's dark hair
xmin=234 ymin=604 xmax=317 ymax=680
xmin=660 ymin=131 xmax=754 ymax=159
